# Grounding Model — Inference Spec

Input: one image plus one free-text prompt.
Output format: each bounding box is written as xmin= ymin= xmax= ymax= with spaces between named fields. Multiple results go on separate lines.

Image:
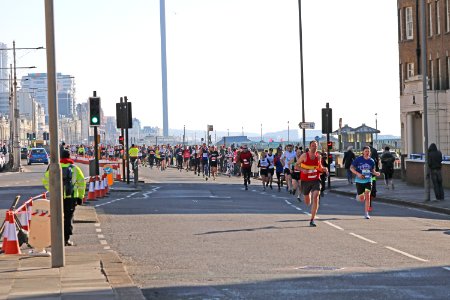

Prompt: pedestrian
xmin=428 ymin=143 xmax=444 ymax=201
xmin=59 ymin=142 xmax=66 ymax=157
xmin=380 ymin=146 xmax=395 ymax=189
xmin=42 ymin=150 xmax=86 ymax=246
xmin=273 ymin=148 xmax=284 ymax=192
xmin=298 ymin=141 xmax=328 ymax=227
xmin=350 ymin=146 xmax=381 ymax=219
xmin=291 ymin=148 xmax=302 ymax=202
xmin=368 ymin=142 xmax=380 ymax=211
xmin=343 ymin=146 xmax=355 ymax=184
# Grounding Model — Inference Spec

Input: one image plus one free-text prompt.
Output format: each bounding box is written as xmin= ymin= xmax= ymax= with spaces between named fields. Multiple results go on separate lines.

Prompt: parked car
xmin=27 ymin=148 xmax=49 ymax=165
xmin=21 ymin=147 xmax=28 ymax=159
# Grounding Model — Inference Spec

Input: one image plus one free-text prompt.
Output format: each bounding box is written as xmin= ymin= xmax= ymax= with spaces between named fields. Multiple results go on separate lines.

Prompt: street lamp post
xmin=260 ymin=123 xmax=263 ymax=142
xmin=288 ymin=121 xmax=290 ymax=144
xmin=298 ymin=0 xmax=306 ymax=149
xmin=375 ymin=113 xmax=378 ymax=149
xmin=183 ymin=125 xmax=185 ymax=146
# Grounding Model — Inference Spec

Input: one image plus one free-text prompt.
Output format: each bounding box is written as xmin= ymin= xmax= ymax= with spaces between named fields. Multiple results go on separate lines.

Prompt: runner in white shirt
xmin=281 ymin=144 xmax=296 ymax=194
xmin=266 ymin=148 xmax=275 ymax=190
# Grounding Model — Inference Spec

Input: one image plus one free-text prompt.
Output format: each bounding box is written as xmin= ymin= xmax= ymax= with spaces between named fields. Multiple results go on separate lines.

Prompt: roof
xmin=332 ymin=123 xmax=379 ymax=134
xmin=216 ymin=135 xmax=252 ymax=145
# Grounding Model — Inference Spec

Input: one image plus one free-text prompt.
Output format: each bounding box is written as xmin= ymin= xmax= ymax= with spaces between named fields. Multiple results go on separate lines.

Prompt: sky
xmin=0 ymin=0 xmax=400 ymax=137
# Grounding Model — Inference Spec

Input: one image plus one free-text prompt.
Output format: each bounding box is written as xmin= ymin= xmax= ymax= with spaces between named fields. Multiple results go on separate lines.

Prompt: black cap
xmin=61 ymin=149 xmax=70 ymax=159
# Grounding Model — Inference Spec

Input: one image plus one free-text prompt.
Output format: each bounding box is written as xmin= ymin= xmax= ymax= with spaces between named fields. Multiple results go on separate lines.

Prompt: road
xmin=94 ymin=166 xmax=450 ymax=299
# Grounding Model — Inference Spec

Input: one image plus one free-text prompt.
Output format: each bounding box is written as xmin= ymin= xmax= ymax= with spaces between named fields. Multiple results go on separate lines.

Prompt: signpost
xmin=299 ymin=122 xmax=315 ymax=130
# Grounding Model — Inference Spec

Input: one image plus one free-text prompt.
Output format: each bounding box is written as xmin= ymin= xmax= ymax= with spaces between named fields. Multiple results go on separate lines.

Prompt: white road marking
xmin=103 ymin=246 xmax=110 ymax=250
xmin=97 ymin=234 xmax=104 ymax=239
xmin=324 ymin=221 xmax=344 ymax=231
xmin=349 ymin=232 xmax=377 ymax=244
xmin=94 ymin=197 xmax=124 ymax=207
xmin=385 ymin=246 xmax=429 ymax=262
xmin=284 ymin=200 xmax=291 ymax=205
xmin=99 ymin=240 xmax=108 ymax=245
xmin=96 ymin=228 xmax=101 ymax=233
xmin=95 ymin=223 xmax=100 ymax=227
xmin=126 ymin=192 xmax=139 ymax=198
xmin=443 ymin=267 xmax=450 ymax=272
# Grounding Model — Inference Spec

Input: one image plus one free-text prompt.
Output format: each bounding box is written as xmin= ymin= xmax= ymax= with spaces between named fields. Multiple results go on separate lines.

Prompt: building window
xmin=447 ymin=56 xmax=450 ymax=89
xmin=430 ymin=59 xmax=434 ymax=90
xmin=436 ymin=0 xmax=441 ymax=35
xmin=365 ymin=134 xmax=372 ymax=143
xmin=446 ymin=0 xmax=450 ymax=32
xmin=407 ymin=63 xmax=415 ymax=78
xmin=348 ymin=133 xmax=354 ymax=143
xmin=437 ymin=58 xmax=441 ymax=90
xmin=399 ymin=8 xmax=404 ymax=41
xmin=405 ymin=7 xmax=414 ymax=39
xmin=429 ymin=2 xmax=434 ymax=36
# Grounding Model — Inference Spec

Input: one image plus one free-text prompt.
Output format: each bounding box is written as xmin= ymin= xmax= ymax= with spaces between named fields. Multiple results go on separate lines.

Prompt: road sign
xmin=299 ymin=122 xmax=315 ymax=129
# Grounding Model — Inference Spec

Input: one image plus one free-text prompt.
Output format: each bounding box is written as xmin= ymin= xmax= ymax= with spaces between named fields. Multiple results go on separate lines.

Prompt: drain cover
xmin=296 ymin=266 xmax=344 ymax=271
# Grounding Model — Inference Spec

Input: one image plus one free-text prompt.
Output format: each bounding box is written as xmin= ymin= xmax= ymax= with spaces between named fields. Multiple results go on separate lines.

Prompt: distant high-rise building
xmin=0 ymin=42 xmax=10 ymax=117
xmin=20 ymin=73 xmax=76 ymax=120
xmin=0 ymin=42 xmax=8 ymax=94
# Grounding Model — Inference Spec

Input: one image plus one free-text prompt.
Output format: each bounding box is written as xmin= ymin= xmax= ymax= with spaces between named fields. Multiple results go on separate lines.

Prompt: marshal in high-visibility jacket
xmin=128 ymin=144 xmax=139 ymax=158
xmin=42 ymin=150 xmax=86 ymax=246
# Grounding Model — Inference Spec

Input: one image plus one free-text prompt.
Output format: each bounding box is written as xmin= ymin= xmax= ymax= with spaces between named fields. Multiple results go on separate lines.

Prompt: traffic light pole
xmin=120 ymin=97 xmax=126 ymax=182
xmin=124 ymin=96 xmax=130 ymax=185
xmin=93 ymin=91 xmax=100 ymax=176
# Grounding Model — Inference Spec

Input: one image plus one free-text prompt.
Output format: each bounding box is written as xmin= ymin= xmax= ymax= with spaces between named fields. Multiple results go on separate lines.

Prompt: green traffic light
xmin=91 ymin=116 xmax=99 ymax=124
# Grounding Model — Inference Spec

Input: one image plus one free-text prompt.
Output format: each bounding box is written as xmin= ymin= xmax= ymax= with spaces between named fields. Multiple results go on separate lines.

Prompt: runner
xmin=175 ymin=145 xmax=184 ymax=171
xmin=258 ymin=150 xmax=270 ymax=191
xmin=209 ymin=146 xmax=219 ymax=180
xmin=148 ymin=146 xmax=155 ymax=169
xmin=199 ymin=143 xmax=210 ymax=180
xmin=281 ymin=144 xmax=296 ymax=194
xmin=273 ymin=148 xmax=284 ymax=192
xmin=350 ymin=146 xmax=381 ymax=219
xmin=238 ymin=144 xmax=253 ymax=190
xmin=291 ymin=148 xmax=302 ymax=202
xmin=183 ymin=146 xmax=191 ymax=171
xmin=298 ymin=141 xmax=328 ymax=227
xmin=266 ymin=148 xmax=275 ymax=190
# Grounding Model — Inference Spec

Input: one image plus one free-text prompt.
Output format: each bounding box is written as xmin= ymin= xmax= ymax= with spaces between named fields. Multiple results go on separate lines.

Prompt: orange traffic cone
xmin=115 ymin=164 xmax=122 ymax=181
xmin=17 ymin=206 xmax=29 ymax=231
xmin=95 ymin=175 xmax=102 ymax=198
xmin=2 ymin=211 xmax=21 ymax=254
xmin=87 ymin=176 xmax=96 ymax=201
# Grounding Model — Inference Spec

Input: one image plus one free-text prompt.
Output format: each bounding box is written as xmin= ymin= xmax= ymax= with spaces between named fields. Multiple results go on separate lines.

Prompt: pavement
xmin=1 ymin=176 xmax=449 ymax=299
xmin=329 ymin=177 xmax=450 ymax=215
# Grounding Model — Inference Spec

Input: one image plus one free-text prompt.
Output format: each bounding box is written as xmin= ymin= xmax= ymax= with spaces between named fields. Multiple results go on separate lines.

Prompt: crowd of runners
xmin=68 ymin=140 xmax=383 ymax=227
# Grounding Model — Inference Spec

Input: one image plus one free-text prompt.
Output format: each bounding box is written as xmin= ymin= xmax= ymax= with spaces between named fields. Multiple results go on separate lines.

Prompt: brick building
xmin=398 ymin=0 xmax=450 ymax=156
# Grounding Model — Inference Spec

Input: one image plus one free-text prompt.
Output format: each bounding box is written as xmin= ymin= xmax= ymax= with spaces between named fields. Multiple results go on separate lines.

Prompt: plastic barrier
xmin=28 ymin=199 xmax=51 ymax=256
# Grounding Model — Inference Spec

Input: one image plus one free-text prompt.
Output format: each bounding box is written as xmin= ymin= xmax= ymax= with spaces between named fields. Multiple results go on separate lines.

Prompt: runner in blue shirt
xmin=350 ymin=146 xmax=380 ymax=219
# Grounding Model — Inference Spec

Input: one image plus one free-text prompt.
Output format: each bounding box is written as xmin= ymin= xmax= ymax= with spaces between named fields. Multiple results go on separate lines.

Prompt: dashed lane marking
xmin=96 ymin=228 xmax=101 ymax=233
xmin=103 ymin=246 xmax=111 ymax=250
xmin=95 ymin=223 xmax=100 ymax=227
xmin=443 ymin=267 xmax=450 ymax=272
xmin=385 ymin=246 xmax=429 ymax=262
xmin=126 ymin=192 xmax=139 ymax=198
xmin=324 ymin=221 xmax=344 ymax=231
xmin=97 ymin=234 xmax=104 ymax=239
xmin=99 ymin=240 xmax=108 ymax=245
xmin=349 ymin=232 xmax=377 ymax=244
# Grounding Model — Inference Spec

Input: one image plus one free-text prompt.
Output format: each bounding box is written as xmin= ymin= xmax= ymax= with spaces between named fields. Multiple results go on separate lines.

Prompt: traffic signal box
xmin=327 ymin=141 xmax=333 ymax=150
xmin=89 ymin=97 xmax=101 ymax=126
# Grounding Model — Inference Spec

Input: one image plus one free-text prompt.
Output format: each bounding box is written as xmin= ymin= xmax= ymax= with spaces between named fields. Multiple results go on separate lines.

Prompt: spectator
xmin=427 ymin=143 xmax=444 ymax=201
xmin=343 ymin=146 xmax=355 ymax=184
xmin=381 ymin=146 xmax=396 ymax=189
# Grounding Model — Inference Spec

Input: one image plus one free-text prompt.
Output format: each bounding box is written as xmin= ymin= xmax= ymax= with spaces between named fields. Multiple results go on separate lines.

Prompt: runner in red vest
xmin=298 ymin=140 xmax=328 ymax=227
xmin=238 ymin=144 xmax=253 ymax=190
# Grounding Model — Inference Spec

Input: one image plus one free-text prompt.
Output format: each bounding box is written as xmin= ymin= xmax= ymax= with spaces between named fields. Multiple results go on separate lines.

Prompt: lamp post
xmin=298 ymin=0 xmax=306 ymax=149
xmin=260 ymin=123 xmax=263 ymax=142
xmin=288 ymin=121 xmax=290 ymax=144
xmin=183 ymin=125 xmax=185 ymax=146
xmin=227 ymin=128 xmax=229 ymax=136
xmin=375 ymin=113 xmax=378 ymax=149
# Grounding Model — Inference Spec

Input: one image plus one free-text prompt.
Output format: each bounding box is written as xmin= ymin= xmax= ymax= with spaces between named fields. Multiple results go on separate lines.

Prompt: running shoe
xmin=309 ymin=220 xmax=317 ymax=227
xmin=365 ymin=213 xmax=370 ymax=219
xmin=297 ymin=196 xmax=302 ymax=203
xmin=270 ymin=184 xmax=273 ymax=190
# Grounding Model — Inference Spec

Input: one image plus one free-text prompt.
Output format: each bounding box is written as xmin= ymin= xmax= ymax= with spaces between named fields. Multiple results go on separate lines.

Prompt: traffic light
xmin=89 ymin=97 xmax=101 ymax=126
xmin=327 ymin=141 xmax=333 ymax=150
xmin=119 ymin=135 xmax=124 ymax=145
xmin=27 ymin=133 xmax=30 ymax=140
xmin=328 ymin=153 xmax=333 ymax=164
xmin=43 ymin=132 xmax=49 ymax=140
xmin=321 ymin=107 xmax=332 ymax=134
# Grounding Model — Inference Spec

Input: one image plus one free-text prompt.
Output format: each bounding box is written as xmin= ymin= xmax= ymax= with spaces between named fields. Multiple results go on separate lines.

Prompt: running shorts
xmin=301 ymin=180 xmax=321 ymax=195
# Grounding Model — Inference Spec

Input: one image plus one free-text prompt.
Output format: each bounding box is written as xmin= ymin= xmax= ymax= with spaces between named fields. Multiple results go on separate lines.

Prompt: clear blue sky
xmin=0 ymin=0 xmax=400 ymax=136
